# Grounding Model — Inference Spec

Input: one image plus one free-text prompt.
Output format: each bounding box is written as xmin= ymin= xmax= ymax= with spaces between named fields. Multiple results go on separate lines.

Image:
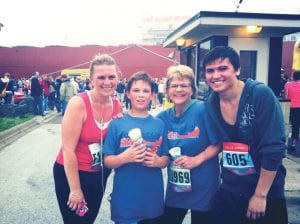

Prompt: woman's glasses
xmin=169 ymin=83 xmax=191 ymax=89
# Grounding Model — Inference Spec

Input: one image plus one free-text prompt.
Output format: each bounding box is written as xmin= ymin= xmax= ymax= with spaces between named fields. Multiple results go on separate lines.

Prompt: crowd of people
xmin=50 ymin=46 xmax=294 ymax=224
xmin=0 ymin=71 xmax=94 ymax=116
xmin=0 ymin=69 xmax=168 ymax=117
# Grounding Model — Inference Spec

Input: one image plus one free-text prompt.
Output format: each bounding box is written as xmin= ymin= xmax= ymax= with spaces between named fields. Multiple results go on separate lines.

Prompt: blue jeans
xmin=55 ymin=98 xmax=61 ymax=112
xmin=43 ymin=96 xmax=49 ymax=112
xmin=61 ymin=100 xmax=67 ymax=115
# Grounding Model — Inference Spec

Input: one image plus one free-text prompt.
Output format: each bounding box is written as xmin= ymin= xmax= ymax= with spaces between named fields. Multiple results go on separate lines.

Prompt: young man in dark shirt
xmin=204 ymin=46 xmax=287 ymax=224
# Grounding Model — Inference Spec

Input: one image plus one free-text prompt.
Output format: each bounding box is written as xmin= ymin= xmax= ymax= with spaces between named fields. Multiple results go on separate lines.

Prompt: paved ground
xmin=0 ymin=107 xmax=299 ymax=224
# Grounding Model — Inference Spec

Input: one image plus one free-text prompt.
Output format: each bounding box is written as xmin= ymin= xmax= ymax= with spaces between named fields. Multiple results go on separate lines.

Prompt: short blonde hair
xmin=166 ymin=65 xmax=197 ymax=98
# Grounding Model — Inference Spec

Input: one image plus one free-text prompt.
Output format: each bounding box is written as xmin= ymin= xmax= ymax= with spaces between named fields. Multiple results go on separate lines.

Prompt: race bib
xmin=169 ymin=162 xmax=192 ymax=192
xmin=222 ymin=142 xmax=255 ymax=176
xmin=88 ymin=143 xmax=102 ymax=170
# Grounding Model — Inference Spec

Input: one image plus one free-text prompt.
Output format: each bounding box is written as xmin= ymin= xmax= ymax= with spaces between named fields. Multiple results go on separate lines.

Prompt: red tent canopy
xmin=0 ymin=44 xmax=178 ymax=79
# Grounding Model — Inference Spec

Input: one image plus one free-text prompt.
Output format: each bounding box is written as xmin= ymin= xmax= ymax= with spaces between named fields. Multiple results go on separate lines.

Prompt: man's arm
xmin=174 ymin=144 xmax=220 ymax=169
xmin=246 ymin=168 xmax=277 ymax=220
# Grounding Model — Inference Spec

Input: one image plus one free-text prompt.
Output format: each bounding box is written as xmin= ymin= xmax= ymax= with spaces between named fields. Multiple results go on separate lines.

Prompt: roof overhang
xmin=163 ymin=11 xmax=300 ymax=48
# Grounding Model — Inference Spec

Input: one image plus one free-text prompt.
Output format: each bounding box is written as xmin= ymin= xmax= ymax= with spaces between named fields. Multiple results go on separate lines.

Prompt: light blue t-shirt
xmin=157 ymin=100 xmax=220 ymax=211
xmin=103 ymin=113 xmax=169 ymax=223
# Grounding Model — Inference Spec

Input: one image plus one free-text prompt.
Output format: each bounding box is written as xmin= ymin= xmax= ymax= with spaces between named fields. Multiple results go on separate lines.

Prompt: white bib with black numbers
xmin=222 ymin=142 xmax=256 ymax=175
xmin=88 ymin=143 xmax=102 ymax=170
xmin=169 ymin=161 xmax=192 ymax=192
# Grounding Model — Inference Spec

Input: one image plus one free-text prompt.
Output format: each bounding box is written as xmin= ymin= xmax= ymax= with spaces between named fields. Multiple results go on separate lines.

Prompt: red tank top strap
xmin=78 ymin=92 xmax=93 ymax=117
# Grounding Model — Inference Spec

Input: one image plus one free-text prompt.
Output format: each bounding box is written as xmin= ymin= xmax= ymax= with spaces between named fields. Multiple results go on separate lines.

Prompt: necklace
xmin=100 ymin=117 xmax=105 ymax=128
xmin=89 ymin=91 xmax=111 ymax=124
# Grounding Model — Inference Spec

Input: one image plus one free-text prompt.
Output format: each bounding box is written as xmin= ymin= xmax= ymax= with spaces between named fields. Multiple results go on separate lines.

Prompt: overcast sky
xmin=0 ymin=0 xmax=299 ymax=47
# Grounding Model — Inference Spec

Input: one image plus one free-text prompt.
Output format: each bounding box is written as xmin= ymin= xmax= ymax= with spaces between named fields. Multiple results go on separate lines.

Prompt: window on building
xmin=180 ymin=50 xmax=187 ymax=65
xmin=187 ymin=46 xmax=197 ymax=73
xmin=198 ymin=40 xmax=211 ymax=82
xmin=240 ymin=50 xmax=257 ymax=81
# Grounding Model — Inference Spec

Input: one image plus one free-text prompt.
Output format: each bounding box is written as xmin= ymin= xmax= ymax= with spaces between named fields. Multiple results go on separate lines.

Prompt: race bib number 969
xmin=169 ymin=162 xmax=192 ymax=192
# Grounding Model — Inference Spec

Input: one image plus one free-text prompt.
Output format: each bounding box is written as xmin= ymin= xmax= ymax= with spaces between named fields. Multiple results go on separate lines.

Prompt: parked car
xmin=14 ymin=88 xmax=26 ymax=104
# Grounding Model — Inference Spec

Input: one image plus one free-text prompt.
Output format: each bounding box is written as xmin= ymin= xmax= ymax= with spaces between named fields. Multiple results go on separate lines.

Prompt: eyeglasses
xmin=169 ymin=83 xmax=191 ymax=89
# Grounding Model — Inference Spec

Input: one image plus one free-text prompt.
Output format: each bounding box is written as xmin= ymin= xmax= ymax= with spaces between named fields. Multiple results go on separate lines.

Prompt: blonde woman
xmin=53 ymin=54 xmax=123 ymax=224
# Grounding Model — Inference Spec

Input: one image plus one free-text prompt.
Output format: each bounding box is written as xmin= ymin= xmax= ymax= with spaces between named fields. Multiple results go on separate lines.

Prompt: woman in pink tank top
xmin=53 ymin=54 xmax=123 ymax=224
xmin=285 ymin=70 xmax=300 ymax=151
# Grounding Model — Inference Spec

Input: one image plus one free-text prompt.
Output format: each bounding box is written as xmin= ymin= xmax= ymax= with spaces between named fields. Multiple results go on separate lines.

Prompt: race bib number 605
xmin=222 ymin=142 xmax=255 ymax=176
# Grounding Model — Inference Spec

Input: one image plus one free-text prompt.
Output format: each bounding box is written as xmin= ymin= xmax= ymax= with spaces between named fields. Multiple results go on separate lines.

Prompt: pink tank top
xmin=56 ymin=92 xmax=119 ymax=172
xmin=285 ymin=81 xmax=300 ymax=108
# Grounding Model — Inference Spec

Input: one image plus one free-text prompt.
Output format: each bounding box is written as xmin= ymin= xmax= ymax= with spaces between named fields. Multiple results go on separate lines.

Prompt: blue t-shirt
xmin=103 ymin=113 xmax=169 ymax=222
xmin=157 ymin=100 xmax=220 ymax=211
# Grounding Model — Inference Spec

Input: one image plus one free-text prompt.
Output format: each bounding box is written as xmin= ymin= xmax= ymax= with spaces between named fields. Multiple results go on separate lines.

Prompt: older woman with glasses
xmin=157 ymin=65 xmax=220 ymax=224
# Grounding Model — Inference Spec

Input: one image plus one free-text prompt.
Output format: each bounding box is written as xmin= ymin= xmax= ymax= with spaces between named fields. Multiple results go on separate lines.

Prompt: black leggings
xmin=159 ymin=206 xmax=212 ymax=224
xmin=53 ymin=162 xmax=111 ymax=224
xmin=115 ymin=216 xmax=162 ymax=224
xmin=290 ymin=108 xmax=300 ymax=140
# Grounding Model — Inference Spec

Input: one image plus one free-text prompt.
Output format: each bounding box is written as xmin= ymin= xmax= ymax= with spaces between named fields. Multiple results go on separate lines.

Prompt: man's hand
xmin=121 ymin=144 xmax=146 ymax=163
xmin=143 ymin=151 xmax=160 ymax=167
xmin=246 ymin=194 xmax=266 ymax=220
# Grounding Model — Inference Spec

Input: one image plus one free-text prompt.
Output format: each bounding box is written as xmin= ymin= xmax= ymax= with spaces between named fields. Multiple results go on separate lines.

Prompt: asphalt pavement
xmin=0 ymin=107 xmax=299 ymax=224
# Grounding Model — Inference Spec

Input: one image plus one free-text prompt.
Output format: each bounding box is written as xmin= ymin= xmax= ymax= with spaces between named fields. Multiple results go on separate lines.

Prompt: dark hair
xmin=126 ymin=71 xmax=155 ymax=92
xmin=293 ymin=70 xmax=300 ymax=81
xmin=4 ymin=72 xmax=10 ymax=78
xmin=202 ymin=46 xmax=240 ymax=71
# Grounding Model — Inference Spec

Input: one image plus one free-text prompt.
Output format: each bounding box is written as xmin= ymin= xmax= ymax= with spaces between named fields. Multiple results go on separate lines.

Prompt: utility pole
xmin=235 ymin=0 xmax=244 ymax=13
